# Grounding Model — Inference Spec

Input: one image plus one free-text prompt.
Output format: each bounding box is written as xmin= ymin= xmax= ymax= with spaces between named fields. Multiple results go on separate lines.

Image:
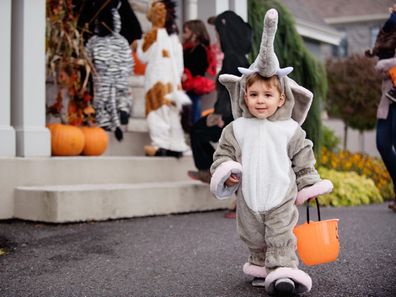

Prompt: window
xmin=332 ymin=30 xmax=348 ymax=58
xmin=370 ymin=26 xmax=380 ymax=48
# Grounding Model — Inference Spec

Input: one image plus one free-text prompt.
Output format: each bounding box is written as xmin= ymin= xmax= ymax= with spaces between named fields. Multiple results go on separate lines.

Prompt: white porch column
xmin=11 ymin=0 xmax=50 ymax=157
xmin=197 ymin=0 xmax=248 ymax=44
xmin=0 ymin=0 xmax=16 ymax=157
xmin=230 ymin=0 xmax=247 ymax=22
xmin=184 ymin=0 xmax=198 ymax=20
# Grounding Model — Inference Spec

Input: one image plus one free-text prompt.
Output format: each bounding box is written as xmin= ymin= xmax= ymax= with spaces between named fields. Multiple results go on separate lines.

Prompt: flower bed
xmin=318 ymin=148 xmax=394 ymax=200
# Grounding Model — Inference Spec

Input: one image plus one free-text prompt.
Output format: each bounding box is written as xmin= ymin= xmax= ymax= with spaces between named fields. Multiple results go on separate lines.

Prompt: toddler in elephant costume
xmin=210 ymin=8 xmax=333 ymax=296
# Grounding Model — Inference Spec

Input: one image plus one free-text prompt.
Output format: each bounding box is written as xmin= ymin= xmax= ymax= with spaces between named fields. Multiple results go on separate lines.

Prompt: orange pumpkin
xmin=47 ymin=123 xmax=85 ymax=156
xmin=80 ymin=126 xmax=109 ymax=156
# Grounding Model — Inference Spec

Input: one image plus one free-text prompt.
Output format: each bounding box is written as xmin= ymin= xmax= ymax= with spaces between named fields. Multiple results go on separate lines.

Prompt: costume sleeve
xmin=170 ymin=35 xmax=184 ymax=78
xmin=210 ymin=123 xmax=242 ymax=199
xmin=288 ymin=126 xmax=321 ymax=191
xmin=375 ymin=57 xmax=396 ymax=73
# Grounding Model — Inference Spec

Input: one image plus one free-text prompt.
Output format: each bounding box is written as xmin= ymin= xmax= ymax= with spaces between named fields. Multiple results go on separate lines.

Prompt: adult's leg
xmin=190 ymin=116 xmax=223 ymax=170
xmin=191 ymin=94 xmax=202 ymax=124
xmin=376 ymin=104 xmax=396 ymax=184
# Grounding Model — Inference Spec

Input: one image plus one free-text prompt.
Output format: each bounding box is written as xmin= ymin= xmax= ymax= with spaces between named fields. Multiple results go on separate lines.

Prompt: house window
xmin=332 ymin=31 xmax=348 ymax=58
xmin=370 ymin=26 xmax=380 ymax=48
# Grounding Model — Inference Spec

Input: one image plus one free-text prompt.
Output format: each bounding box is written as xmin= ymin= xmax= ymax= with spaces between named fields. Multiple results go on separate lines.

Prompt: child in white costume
xmin=210 ymin=9 xmax=333 ymax=296
xmin=135 ymin=0 xmax=190 ymax=157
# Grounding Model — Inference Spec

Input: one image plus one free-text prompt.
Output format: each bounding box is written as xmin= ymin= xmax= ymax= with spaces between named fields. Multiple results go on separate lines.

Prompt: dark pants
xmin=376 ymin=103 xmax=396 ymax=185
xmin=190 ymin=116 xmax=223 ymax=170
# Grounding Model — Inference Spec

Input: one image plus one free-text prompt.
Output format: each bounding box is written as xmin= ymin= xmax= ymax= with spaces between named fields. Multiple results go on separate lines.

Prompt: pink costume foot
xmin=242 ymin=262 xmax=267 ymax=278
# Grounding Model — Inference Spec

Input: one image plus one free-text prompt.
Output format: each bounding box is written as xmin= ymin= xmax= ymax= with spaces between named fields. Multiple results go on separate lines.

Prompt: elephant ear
xmin=219 ymin=74 xmax=244 ymax=119
xmin=287 ymin=78 xmax=313 ymax=125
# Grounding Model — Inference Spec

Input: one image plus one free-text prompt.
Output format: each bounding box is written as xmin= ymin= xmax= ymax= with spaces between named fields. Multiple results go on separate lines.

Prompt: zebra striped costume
xmin=85 ymin=8 xmax=133 ymax=133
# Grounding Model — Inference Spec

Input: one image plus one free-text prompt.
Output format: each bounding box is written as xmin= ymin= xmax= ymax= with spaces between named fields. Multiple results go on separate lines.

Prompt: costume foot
xmin=144 ymin=146 xmax=183 ymax=158
xmin=274 ymin=278 xmax=295 ymax=295
xmin=264 ymin=267 xmax=312 ymax=295
xmin=144 ymin=145 xmax=158 ymax=156
xmin=251 ymin=277 xmax=266 ymax=287
xmin=243 ymin=262 xmax=267 ymax=278
xmin=114 ymin=127 xmax=123 ymax=142
xmin=163 ymin=149 xmax=183 ymax=158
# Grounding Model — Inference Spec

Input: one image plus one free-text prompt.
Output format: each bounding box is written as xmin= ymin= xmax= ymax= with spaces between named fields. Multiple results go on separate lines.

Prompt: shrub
xmin=326 ymin=55 xmax=381 ymax=132
xmin=321 ymin=125 xmax=340 ymax=152
xmin=318 ymin=148 xmax=394 ymax=200
xmin=317 ymin=167 xmax=383 ymax=206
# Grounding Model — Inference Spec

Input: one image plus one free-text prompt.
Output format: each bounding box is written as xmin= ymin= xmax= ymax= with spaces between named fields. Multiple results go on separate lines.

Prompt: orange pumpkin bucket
xmin=294 ymin=198 xmax=340 ymax=266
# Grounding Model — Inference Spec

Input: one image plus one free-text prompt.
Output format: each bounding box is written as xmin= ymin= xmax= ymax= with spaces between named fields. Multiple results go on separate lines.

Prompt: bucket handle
xmin=306 ymin=197 xmax=321 ymax=223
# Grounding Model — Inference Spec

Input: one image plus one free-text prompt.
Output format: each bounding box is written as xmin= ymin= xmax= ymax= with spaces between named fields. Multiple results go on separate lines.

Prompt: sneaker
xmin=386 ymin=88 xmax=396 ymax=103
xmin=388 ymin=202 xmax=396 ymax=212
xmin=274 ymin=278 xmax=295 ymax=295
xmin=224 ymin=210 xmax=236 ymax=219
xmin=187 ymin=170 xmax=200 ymax=181
xmin=187 ymin=170 xmax=211 ymax=184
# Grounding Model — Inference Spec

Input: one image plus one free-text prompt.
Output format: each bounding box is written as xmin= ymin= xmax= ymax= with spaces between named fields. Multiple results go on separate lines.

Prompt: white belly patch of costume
xmin=233 ymin=117 xmax=298 ymax=212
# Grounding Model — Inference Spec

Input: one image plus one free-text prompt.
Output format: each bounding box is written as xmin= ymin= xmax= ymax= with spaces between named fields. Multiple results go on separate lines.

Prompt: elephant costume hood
xmin=218 ymin=8 xmax=313 ymax=125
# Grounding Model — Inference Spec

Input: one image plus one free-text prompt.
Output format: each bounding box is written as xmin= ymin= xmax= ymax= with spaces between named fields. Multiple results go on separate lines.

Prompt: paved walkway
xmin=0 ymin=203 xmax=395 ymax=297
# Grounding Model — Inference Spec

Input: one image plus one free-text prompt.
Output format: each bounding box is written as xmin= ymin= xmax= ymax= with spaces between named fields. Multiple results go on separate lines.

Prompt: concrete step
xmin=0 ymin=156 xmax=211 ymax=220
xmin=14 ymin=181 xmax=230 ymax=223
xmin=104 ymin=129 xmax=150 ymax=156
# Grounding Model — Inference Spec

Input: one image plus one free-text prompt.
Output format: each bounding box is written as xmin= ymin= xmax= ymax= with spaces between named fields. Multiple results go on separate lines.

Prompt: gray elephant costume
xmin=209 ymin=9 xmax=333 ymax=295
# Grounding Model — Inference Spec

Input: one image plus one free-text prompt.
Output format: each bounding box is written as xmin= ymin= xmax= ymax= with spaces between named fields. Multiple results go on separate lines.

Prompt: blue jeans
xmin=376 ymin=103 xmax=396 ymax=185
xmin=190 ymin=93 xmax=202 ymax=124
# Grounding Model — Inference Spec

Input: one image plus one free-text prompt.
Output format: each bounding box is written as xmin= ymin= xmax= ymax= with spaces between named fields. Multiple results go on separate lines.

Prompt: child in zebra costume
xmin=85 ymin=1 xmax=133 ymax=141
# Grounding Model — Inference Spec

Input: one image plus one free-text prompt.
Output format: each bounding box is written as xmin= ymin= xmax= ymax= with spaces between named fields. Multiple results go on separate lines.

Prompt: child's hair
xmin=245 ymin=73 xmax=283 ymax=94
xmin=183 ymin=20 xmax=210 ymax=47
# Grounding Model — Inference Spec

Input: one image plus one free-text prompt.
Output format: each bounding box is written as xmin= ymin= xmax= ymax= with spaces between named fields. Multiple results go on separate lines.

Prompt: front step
xmin=14 ymin=181 xmax=230 ymax=223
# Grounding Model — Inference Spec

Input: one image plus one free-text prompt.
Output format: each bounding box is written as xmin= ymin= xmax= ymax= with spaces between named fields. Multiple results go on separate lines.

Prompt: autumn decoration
xmin=45 ymin=0 xmax=109 ymax=156
xmin=47 ymin=123 xmax=86 ymax=156
xmin=80 ymin=126 xmax=109 ymax=156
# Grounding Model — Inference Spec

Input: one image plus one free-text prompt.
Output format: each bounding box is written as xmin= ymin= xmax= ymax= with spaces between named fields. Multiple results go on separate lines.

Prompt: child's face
xmin=244 ymin=80 xmax=285 ymax=119
xmin=182 ymin=26 xmax=194 ymax=43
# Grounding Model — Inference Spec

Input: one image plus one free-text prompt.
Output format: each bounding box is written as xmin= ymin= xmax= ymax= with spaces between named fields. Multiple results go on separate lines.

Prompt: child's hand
xmin=225 ymin=173 xmax=240 ymax=187
xmin=206 ymin=113 xmax=224 ymax=128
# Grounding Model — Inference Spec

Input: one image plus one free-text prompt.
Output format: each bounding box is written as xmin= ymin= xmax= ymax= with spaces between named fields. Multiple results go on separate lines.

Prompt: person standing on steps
xmin=188 ymin=11 xmax=253 ymax=183
xmin=181 ymin=19 xmax=215 ymax=133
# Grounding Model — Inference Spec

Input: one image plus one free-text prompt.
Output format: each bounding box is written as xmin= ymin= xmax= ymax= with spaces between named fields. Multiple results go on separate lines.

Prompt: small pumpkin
xmin=47 ymin=123 xmax=85 ymax=156
xmin=80 ymin=126 xmax=109 ymax=156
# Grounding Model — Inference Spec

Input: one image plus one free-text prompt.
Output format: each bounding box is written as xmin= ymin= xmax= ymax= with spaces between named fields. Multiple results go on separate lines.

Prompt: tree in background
xmin=248 ymin=0 xmax=327 ymax=154
xmin=326 ymin=55 xmax=381 ymax=150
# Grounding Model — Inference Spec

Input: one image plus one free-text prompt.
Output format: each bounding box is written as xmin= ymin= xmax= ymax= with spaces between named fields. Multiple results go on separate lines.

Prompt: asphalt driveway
xmin=0 ymin=203 xmax=395 ymax=297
